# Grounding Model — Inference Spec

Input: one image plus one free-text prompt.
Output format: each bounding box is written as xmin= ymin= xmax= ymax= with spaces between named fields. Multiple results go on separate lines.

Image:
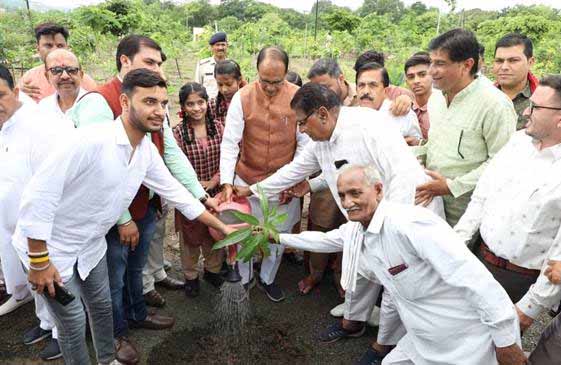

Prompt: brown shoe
xmin=156 ymin=276 xmax=185 ymax=290
xmin=130 ymin=313 xmax=175 ymax=330
xmin=144 ymin=289 xmax=165 ymax=308
xmin=115 ymin=336 xmax=139 ymax=365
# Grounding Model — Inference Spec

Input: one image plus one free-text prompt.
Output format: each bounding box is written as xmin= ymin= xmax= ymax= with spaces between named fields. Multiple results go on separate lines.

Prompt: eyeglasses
xmin=296 ymin=110 xmax=316 ymax=127
xmin=529 ymin=101 xmax=561 ymax=114
xmin=48 ymin=66 xmax=80 ymax=76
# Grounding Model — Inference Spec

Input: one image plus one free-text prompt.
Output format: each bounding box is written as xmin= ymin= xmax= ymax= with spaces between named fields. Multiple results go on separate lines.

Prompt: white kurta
xmin=38 ymin=88 xmax=86 ymax=129
xmin=13 ymin=118 xmax=206 ymax=281
xmin=455 ymin=131 xmax=561 ymax=318
xmin=0 ymin=102 xmax=67 ymax=295
xmin=379 ymin=99 xmax=422 ymax=140
xmin=280 ymin=201 xmax=520 ymax=365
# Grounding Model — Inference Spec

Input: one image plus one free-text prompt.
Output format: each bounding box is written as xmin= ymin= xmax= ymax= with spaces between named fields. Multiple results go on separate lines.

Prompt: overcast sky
xmin=26 ymin=0 xmax=561 ymax=12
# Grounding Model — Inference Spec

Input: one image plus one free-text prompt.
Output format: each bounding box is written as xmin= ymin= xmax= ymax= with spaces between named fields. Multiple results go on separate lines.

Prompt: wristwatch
xmin=199 ymin=193 xmax=210 ymax=204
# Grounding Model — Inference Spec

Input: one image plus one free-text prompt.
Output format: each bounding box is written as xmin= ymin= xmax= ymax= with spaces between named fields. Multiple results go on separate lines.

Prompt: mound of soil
xmin=148 ymin=316 xmax=312 ymax=364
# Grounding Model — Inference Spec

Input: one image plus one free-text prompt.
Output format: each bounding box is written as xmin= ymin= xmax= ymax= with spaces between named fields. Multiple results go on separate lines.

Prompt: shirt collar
xmin=520 ymin=82 xmax=532 ymax=98
xmin=55 ymin=88 xmax=87 ymax=112
xmin=445 ymin=77 xmax=478 ymax=104
xmin=330 ymin=107 xmax=348 ymax=143
xmin=365 ymin=199 xmax=389 ymax=234
xmin=115 ymin=117 xmax=132 ymax=146
xmin=1 ymin=102 xmax=26 ymax=131
xmin=412 ymin=99 xmax=428 ymax=112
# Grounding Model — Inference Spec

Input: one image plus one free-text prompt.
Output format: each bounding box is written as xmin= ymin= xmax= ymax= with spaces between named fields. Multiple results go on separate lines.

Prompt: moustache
xmin=360 ymin=95 xmax=374 ymax=101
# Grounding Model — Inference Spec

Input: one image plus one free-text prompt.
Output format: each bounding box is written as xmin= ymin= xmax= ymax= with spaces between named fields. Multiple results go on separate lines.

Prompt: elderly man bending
xmin=274 ymin=164 xmax=525 ymax=365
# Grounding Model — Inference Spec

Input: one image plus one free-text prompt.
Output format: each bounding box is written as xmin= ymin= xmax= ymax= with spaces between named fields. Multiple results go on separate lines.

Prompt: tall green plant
xmin=212 ymin=186 xmax=287 ymax=262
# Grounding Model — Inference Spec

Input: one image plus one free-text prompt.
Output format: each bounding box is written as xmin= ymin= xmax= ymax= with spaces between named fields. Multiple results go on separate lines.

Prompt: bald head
xmin=337 ymin=164 xmax=383 ymax=227
xmin=45 ymin=48 xmax=80 ymax=70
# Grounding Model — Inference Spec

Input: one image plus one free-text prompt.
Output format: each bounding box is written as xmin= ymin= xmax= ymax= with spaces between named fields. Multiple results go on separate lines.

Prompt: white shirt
xmin=281 ymin=201 xmax=520 ymax=365
xmin=13 ymin=118 xmax=206 ymax=281
xmin=455 ymin=131 xmax=561 ymax=318
xmin=379 ymin=99 xmax=422 ymax=139
xmin=39 ymin=88 xmax=86 ymax=129
xmin=251 ymin=106 xmax=444 ymax=216
xmin=219 ymin=90 xmax=309 ymax=186
xmin=1 ymin=103 xmax=68 ymax=291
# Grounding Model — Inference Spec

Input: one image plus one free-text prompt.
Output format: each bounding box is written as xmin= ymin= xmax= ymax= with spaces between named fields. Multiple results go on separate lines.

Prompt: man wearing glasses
xmin=17 ymin=23 xmax=96 ymax=102
xmin=38 ymin=49 xmax=86 ymax=128
xmin=220 ymin=46 xmax=309 ymax=302
xmin=414 ymin=29 xmax=516 ymax=227
xmin=455 ymin=76 xmax=561 ymax=337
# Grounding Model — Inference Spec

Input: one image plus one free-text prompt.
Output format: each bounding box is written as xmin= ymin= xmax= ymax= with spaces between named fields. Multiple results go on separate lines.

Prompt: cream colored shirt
xmin=415 ymin=77 xmax=516 ymax=225
xmin=455 ymin=131 xmax=561 ymax=318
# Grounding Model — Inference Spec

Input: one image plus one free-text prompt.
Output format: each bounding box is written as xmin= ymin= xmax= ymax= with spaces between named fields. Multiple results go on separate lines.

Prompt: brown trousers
xmin=475 ymin=248 xmax=538 ymax=303
xmin=179 ymin=231 xmax=224 ymax=280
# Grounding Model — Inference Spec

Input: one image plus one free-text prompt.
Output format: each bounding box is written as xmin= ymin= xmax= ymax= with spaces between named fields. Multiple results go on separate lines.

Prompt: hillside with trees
xmin=1 ymin=0 xmax=560 ymax=85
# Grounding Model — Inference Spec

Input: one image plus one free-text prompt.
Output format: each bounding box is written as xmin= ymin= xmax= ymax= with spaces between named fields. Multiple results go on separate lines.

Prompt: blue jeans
xmin=106 ymin=205 xmax=157 ymax=338
xmin=43 ymin=259 xmax=114 ymax=365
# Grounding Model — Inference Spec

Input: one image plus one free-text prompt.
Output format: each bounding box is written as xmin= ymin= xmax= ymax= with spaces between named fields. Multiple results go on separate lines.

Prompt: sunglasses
xmin=48 ymin=66 xmax=80 ymax=76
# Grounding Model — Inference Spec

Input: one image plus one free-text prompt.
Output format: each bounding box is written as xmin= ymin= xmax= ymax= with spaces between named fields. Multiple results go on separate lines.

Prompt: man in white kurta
xmin=0 ymin=66 xmax=68 ymax=360
xmin=236 ymin=83 xmax=443 ymax=349
xmin=277 ymin=164 xmax=524 ymax=365
xmin=13 ymin=69 xmax=233 ymax=365
xmin=220 ymin=47 xmax=309 ymax=301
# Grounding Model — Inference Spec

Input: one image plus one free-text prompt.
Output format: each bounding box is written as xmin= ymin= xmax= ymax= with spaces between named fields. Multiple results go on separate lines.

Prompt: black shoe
xmin=203 ymin=270 xmax=224 ymax=288
xmin=23 ymin=326 xmax=52 ymax=345
xmin=257 ymin=278 xmax=285 ymax=302
xmin=184 ymin=278 xmax=200 ymax=298
xmin=318 ymin=322 xmax=365 ymax=343
xmin=39 ymin=338 xmax=62 ymax=361
xmin=355 ymin=347 xmax=385 ymax=365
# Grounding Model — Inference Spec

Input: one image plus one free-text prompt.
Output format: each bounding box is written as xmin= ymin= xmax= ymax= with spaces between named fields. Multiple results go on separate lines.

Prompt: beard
xmin=129 ymin=105 xmax=161 ymax=133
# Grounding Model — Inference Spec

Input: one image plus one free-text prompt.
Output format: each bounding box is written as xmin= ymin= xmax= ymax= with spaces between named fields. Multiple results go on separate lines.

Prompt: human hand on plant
xmin=212 ymin=185 xmax=287 ymax=262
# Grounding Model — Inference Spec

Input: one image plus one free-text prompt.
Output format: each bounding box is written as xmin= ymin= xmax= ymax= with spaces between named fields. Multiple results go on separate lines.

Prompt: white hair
xmin=337 ymin=164 xmax=382 ymax=185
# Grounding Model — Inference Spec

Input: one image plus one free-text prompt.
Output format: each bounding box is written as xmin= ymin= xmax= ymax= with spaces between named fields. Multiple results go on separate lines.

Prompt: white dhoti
xmin=0 ymin=238 xmax=29 ymax=300
xmin=235 ymin=175 xmax=301 ymax=285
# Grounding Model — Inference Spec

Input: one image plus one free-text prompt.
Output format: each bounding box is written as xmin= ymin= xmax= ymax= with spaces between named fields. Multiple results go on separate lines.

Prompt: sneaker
xmin=0 ymin=294 xmax=33 ymax=316
xmin=39 ymin=338 xmax=62 ymax=361
xmin=355 ymin=347 xmax=385 ymax=365
xmin=23 ymin=326 xmax=52 ymax=345
xmin=203 ymin=270 xmax=224 ymax=288
xmin=318 ymin=321 xmax=365 ymax=343
xmin=257 ymin=278 xmax=285 ymax=302
xmin=330 ymin=303 xmax=345 ymax=318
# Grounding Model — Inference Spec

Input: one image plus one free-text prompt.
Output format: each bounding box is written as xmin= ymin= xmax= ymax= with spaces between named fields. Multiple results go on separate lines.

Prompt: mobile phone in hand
xmin=48 ymin=281 xmax=75 ymax=306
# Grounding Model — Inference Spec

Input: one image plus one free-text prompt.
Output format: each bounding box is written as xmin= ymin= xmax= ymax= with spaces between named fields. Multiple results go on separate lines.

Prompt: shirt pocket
xmin=456 ymin=128 xmax=487 ymax=162
xmin=390 ymin=261 xmax=427 ymax=301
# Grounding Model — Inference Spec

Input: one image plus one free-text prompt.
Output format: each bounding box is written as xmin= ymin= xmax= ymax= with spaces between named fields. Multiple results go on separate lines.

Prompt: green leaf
xmin=212 ymin=227 xmax=251 ymax=250
xmin=232 ymin=210 xmax=260 ymax=225
xmin=270 ymin=213 xmax=288 ymax=226
xmin=259 ymin=240 xmax=271 ymax=257
xmin=256 ymin=184 xmax=270 ymax=221
xmin=237 ymin=234 xmax=261 ymax=262
xmin=270 ymin=229 xmax=280 ymax=244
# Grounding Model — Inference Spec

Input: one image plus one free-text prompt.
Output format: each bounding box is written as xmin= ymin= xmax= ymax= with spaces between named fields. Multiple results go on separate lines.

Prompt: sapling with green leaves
xmin=212 ymin=185 xmax=287 ymax=262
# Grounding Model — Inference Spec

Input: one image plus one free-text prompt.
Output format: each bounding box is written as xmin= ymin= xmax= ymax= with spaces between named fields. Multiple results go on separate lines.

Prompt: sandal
xmin=297 ymin=272 xmax=323 ymax=295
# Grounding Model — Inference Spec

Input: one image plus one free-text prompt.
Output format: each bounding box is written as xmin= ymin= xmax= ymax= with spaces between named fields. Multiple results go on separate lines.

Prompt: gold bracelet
xmin=28 ymin=250 xmax=49 ymax=258
xmin=29 ymin=256 xmax=49 ymax=264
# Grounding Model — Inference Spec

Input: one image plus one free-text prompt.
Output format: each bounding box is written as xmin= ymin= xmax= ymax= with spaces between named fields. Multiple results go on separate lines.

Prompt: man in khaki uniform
xmin=194 ymin=31 xmax=228 ymax=98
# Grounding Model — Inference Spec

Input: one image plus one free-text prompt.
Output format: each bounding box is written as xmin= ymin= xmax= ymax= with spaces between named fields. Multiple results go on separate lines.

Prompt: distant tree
xmin=359 ymin=0 xmax=405 ymax=21
xmin=322 ymin=8 xmax=360 ymax=32
xmin=410 ymin=2 xmax=428 ymax=15
xmin=184 ymin=0 xmax=217 ymax=28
